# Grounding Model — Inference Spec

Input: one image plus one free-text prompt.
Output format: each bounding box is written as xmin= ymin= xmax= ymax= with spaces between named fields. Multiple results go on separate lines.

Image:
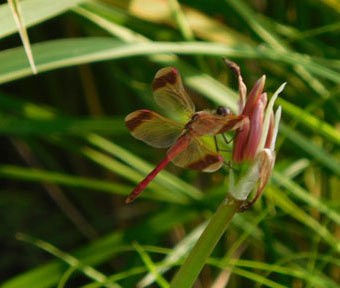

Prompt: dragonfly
xmin=125 ymin=67 xmax=247 ymax=203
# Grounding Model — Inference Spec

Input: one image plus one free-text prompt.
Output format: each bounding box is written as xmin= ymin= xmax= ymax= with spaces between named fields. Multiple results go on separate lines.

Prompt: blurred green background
xmin=0 ymin=0 xmax=339 ymax=287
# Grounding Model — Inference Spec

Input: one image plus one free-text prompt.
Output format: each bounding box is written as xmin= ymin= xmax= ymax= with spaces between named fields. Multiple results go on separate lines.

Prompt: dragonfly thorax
xmin=185 ymin=111 xmax=220 ymax=136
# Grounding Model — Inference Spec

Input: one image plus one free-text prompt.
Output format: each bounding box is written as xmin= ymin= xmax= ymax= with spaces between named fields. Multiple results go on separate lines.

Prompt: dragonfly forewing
xmin=152 ymin=67 xmax=195 ymax=121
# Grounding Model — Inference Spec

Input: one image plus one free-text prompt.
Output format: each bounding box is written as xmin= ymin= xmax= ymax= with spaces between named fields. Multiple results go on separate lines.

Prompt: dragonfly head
xmin=216 ymin=106 xmax=233 ymax=116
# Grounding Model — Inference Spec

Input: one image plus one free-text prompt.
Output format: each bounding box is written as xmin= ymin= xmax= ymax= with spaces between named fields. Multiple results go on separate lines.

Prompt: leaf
xmin=138 ymin=222 xmax=207 ymax=287
xmin=85 ymin=134 xmax=203 ymax=200
xmin=7 ymin=0 xmax=37 ymax=73
xmin=2 ymin=207 xmax=197 ymax=288
xmin=209 ymin=258 xmax=340 ymax=288
xmin=107 ymin=0 xmax=248 ymax=46
xmin=133 ymin=242 xmax=169 ymax=288
xmin=266 ymin=186 xmax=340 ymax=253
xmin=0 ymin=116 xmax=125 ymax=135
xmin=0 ymin=165 xmax=129 ymax=196
xmin=276 ymin=98 xmax=340 ymax=146
xmin=0 ymin=0 xmax=86 ymax=39
xmin=273 ymin=171 xmax=340 ymax=225
xmin=1 ymin=38 xmax=340 ymax=85
xmin=279 ymin=122 xmax=340 ymax=175
xmin=227 ymin=0 xmax=328 ymax=97
xmin=16 ymin=234 xmax=119 ymax=288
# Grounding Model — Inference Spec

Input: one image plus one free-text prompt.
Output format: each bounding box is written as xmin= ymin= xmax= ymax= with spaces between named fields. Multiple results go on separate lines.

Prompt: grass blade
xmin=0 ymin=165 xmax=130 ymax=196
xmin=16 ymin=233 xmax=120 ymax=288
xmin=0 ymin=116 xmax=125 ymax=135
xmin=279 ymin=122 xmax=340 ymax=175
xmin=0 ymin=0 xmax=86 ymax=39
xmin=85 ymin=134 xmax=203 ymax=200
xmin=227 ymin=0 xmax=328 ymax=96
xmin=266 ymin=187 xmax=340 ymax=253
xmin=133 ymin=242 xmax=169 ymax=288
xmin=7 ymin=0 xmax=37 ymax=73
xmin=273 ymin=171 xmax=340 ymax=225
xmin=1 ymin=39 xmax=340 ymax=85
xmin=138 ymin=222 xmax=207 ymax=287
xmin=277 ymin=98 xmax=340 ymax=146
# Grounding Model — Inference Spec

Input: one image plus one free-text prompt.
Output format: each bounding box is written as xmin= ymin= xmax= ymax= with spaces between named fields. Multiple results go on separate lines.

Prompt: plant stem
xmin=170 ymin=196 xmax=242 ymax=288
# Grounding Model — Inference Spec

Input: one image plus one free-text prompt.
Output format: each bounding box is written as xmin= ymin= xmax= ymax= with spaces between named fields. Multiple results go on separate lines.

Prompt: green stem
xmin=170 ymin=196 xmax=242 ymax=288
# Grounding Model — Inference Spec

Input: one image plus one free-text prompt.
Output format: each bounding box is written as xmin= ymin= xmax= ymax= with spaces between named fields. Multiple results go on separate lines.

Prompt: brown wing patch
xmin=216 ymin=115 xmax=247 ymax=134
xmin=152 ymin=68 xmax=178 ymax=90
xmin=187 ymin=154 xmax=224 ymax=171
xmin=171 ymin=137 xmax=224 ymax=172
xmin=152 ymin=67 xmax=195 ymax=119
xmin=126 ymin=109 xmax=152 ymax=132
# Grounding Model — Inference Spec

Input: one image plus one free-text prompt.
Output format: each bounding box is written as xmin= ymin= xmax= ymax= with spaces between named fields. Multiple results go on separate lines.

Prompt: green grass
xmin=1 ymin=0 xmax=339 ymax=287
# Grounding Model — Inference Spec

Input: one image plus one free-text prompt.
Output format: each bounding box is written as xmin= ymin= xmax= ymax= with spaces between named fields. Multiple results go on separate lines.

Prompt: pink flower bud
xmin=225 ymin=59 xmax=285 ymax=211
xmin=232 ymin=118 xmax=249 ymax=162
xmin=232 ymin=75 xmax=267 ymax=163
xmin=242 ymin=75 xmax=266 ymax=117
xmin=243 ymin=93 xmax=267 ymax=161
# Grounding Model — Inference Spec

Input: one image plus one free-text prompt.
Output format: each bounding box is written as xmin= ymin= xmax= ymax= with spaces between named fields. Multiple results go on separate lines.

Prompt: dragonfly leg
xmin=214 ymin=135 xmax=232 ymax=153
xmin=221 ymin=133 xmax=236 ymax=145
xmin=215 ymin=136 xmax=234 ymax=170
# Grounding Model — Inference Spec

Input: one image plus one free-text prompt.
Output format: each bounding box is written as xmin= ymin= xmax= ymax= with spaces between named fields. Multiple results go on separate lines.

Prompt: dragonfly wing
xmin=170 ymin=137 xmax=224 ymax=172
xmin=125 ymin=110 xmax=183 ymax=148
xmin=152 ymin=67 xmax=195 ymax=119
xmin=192 ymin=113 xmax=247 ymax=136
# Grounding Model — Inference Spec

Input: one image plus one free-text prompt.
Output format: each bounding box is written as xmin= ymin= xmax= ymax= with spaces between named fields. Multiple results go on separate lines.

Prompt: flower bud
xmin=242 ymin=92 xmax=267 ymax=161
xmin=225 ymin=59 xmax=286 ymax=210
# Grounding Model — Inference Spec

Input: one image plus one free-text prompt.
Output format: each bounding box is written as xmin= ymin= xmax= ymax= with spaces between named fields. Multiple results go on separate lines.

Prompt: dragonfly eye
xmin=191 ymin=113 xmax=199 ymax=121
xmin=216 ymin=106 xmax=232 ymax=116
